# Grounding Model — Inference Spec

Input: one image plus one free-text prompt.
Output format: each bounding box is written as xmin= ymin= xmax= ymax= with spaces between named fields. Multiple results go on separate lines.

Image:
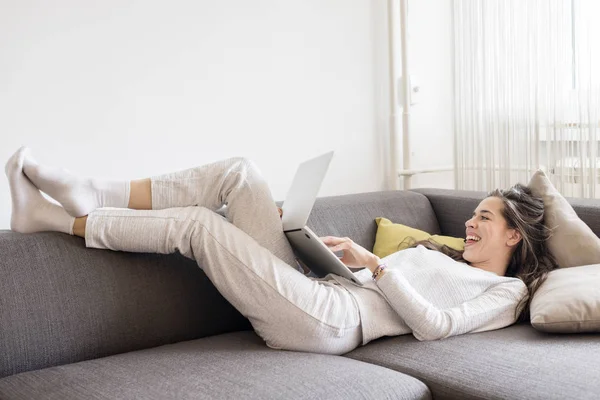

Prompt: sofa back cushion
xmin=0 ymin=190 xmax=438 ymax=378
xmin=307 ymin=190 xmax=441 ymax=250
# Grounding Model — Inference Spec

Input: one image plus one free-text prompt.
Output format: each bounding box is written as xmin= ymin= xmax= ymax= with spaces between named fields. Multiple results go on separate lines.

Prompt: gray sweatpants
xmin=85 ymin=157 xmax=362 ymax=355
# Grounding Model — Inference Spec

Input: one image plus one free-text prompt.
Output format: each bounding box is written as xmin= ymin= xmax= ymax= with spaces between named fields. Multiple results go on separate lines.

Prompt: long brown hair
xmin=403 ymin=184 xmax=557 ymax=323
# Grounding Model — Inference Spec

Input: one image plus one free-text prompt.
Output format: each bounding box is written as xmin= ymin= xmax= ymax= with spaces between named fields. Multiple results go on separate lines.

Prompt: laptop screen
xmin=281 ymin=151 xmax=334 ymax=231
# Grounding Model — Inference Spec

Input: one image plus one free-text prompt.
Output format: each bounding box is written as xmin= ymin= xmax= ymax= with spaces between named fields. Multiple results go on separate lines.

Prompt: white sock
xmin=5 ymin=146 xmax=75 ymax=235
xmin=22 ymin=150 xmax=130 ymax=217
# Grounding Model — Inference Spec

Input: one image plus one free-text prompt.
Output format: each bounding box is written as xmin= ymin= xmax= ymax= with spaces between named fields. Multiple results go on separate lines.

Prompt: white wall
xmin=0 ymin=0 xmax=393 ymax=229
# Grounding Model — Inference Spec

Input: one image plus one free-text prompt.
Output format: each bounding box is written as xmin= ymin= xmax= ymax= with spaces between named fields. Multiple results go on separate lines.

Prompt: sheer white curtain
xmin=453 ymin=0 xmax=600 ymax=197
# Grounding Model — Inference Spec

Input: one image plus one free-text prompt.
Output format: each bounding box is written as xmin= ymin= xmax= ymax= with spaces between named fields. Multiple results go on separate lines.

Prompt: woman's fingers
xmin=320 ymin=237 xmax=352 ymax=253
xmin=321 ymin=236 xmax=352 ymax=246
xmin=320 ymin=236 xmax=338 ymax=245
xmin=330 ymin=244 xmax=348 ymax=252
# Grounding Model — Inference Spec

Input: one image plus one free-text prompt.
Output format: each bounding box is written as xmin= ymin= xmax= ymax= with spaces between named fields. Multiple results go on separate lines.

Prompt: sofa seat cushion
xmin=344 ymin=323 xmax=600 ymax=400
xmin=0 ymin=331 xmax=431 ymax=400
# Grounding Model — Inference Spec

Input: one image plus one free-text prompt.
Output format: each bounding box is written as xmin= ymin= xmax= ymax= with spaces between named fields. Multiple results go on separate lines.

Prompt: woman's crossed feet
xmin=22 ymin=149 xmax=130 ymax=217
xmin=5 ymin=146 xmax=74 ymax=234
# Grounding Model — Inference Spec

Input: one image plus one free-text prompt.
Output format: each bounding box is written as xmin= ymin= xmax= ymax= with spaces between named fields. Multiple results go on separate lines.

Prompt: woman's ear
xmin=506 ymin=229 xmax=522 ymax=247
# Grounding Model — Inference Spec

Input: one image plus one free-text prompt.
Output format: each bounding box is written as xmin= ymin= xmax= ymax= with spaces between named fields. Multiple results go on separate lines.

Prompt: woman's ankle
xmin=73 ymin=216 xmax=88 ymax=237
xmin=128 ymin=179 xmax=152 ymax=209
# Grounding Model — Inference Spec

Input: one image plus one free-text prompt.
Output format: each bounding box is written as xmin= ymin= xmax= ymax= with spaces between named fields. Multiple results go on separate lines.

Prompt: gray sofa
xmin=1 ymin=189 xmax=599 ymax=400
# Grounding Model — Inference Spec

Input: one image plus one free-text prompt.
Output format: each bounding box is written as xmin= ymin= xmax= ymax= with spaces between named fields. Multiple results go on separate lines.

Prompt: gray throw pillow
xmin=528 ymin=169 xmax=600 ymax=268
xmin=530 ymin=264 xmax=600 ymax=333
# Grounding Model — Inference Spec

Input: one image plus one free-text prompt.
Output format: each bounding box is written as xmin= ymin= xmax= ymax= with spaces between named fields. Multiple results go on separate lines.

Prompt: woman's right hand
xmin=321 ymin=236 xmax=381 ymax=271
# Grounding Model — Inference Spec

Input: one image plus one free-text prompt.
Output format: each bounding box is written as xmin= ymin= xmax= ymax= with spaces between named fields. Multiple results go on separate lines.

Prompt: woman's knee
xmin=225 ymin=157 xmax=265 ymax=184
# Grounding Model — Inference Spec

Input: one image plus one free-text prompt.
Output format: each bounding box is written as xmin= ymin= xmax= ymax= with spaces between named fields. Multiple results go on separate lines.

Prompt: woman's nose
xmin=465 ymin=218 xmax=476 ymax=228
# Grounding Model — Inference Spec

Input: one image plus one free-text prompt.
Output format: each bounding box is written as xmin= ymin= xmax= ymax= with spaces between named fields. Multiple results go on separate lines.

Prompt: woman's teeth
xmin=466 ymin=235 xmax=481 ymax=242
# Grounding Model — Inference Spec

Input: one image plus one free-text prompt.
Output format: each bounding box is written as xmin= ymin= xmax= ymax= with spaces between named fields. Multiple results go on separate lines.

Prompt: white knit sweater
xmin=328 ymin=245 xmax=529 ymax=345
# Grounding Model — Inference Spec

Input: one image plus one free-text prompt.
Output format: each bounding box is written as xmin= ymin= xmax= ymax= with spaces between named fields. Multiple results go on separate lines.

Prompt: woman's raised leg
xmin=22 ymin=151 xmax=298 ymax=269
xmin=145 ymin=157 xmax=295 ymax=267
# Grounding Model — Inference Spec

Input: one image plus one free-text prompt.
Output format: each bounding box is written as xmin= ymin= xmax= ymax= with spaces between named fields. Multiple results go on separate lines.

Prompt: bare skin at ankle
xmin=72 ymin=216 xmax=87 ymax=238
xmin=128 ymin=178 xmax=152 ymax=210
xmin=72 ymin=179 xmax=153 ymax=238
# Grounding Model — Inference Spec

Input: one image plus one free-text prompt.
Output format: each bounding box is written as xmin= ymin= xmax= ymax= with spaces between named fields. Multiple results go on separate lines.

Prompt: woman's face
xmin=463 ymin=196 xmax=522 ymax=270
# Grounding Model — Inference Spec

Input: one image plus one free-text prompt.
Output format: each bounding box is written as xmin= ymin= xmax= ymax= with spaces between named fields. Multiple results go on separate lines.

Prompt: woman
xmin=5 ymin=146 xmax=556 ymax=355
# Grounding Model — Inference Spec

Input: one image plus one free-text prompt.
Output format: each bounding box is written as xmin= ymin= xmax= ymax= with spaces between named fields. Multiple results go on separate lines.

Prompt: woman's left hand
xmin=320 ymin=236 xmax=380 ymax=271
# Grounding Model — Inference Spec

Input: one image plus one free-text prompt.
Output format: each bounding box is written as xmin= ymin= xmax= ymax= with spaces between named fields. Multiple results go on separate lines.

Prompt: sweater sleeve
xmin=375 ymin=269 xmax=528 ymax=341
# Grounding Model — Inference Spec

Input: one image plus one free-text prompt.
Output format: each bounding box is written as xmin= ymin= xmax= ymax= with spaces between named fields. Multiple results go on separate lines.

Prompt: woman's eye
xmin=481 ymin=216 xmax=489 ymax=220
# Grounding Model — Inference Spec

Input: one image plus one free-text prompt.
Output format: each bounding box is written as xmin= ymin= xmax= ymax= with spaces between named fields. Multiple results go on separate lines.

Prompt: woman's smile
xmin=465 ymin=233 xmax=481 ymax=246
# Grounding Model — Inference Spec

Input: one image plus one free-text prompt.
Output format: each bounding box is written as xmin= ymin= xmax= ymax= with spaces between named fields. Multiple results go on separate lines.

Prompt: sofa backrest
xmin=413 ymin=188 xmax=600 ymax=238
xmin=0 ymin=190 xmax=438 ymax=378
xmin=307 ymin=190 xmax=441 ymax=250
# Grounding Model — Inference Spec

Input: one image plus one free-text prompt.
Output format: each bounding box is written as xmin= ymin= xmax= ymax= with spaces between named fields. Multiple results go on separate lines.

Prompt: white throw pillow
xmin=528 ymin=169 xmax=600 ymax=268
xmin=530 ymin=264 xmax=600 ymax=333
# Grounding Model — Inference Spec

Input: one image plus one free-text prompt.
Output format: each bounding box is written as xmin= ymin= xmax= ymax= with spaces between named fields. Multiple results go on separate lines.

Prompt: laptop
xmin=281 ymin=151 xmax=363 ymax=285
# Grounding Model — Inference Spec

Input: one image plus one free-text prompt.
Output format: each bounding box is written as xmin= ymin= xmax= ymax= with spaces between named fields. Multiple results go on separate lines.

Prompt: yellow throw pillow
xmin=373 ymin=217 xmax=465 ymax=258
